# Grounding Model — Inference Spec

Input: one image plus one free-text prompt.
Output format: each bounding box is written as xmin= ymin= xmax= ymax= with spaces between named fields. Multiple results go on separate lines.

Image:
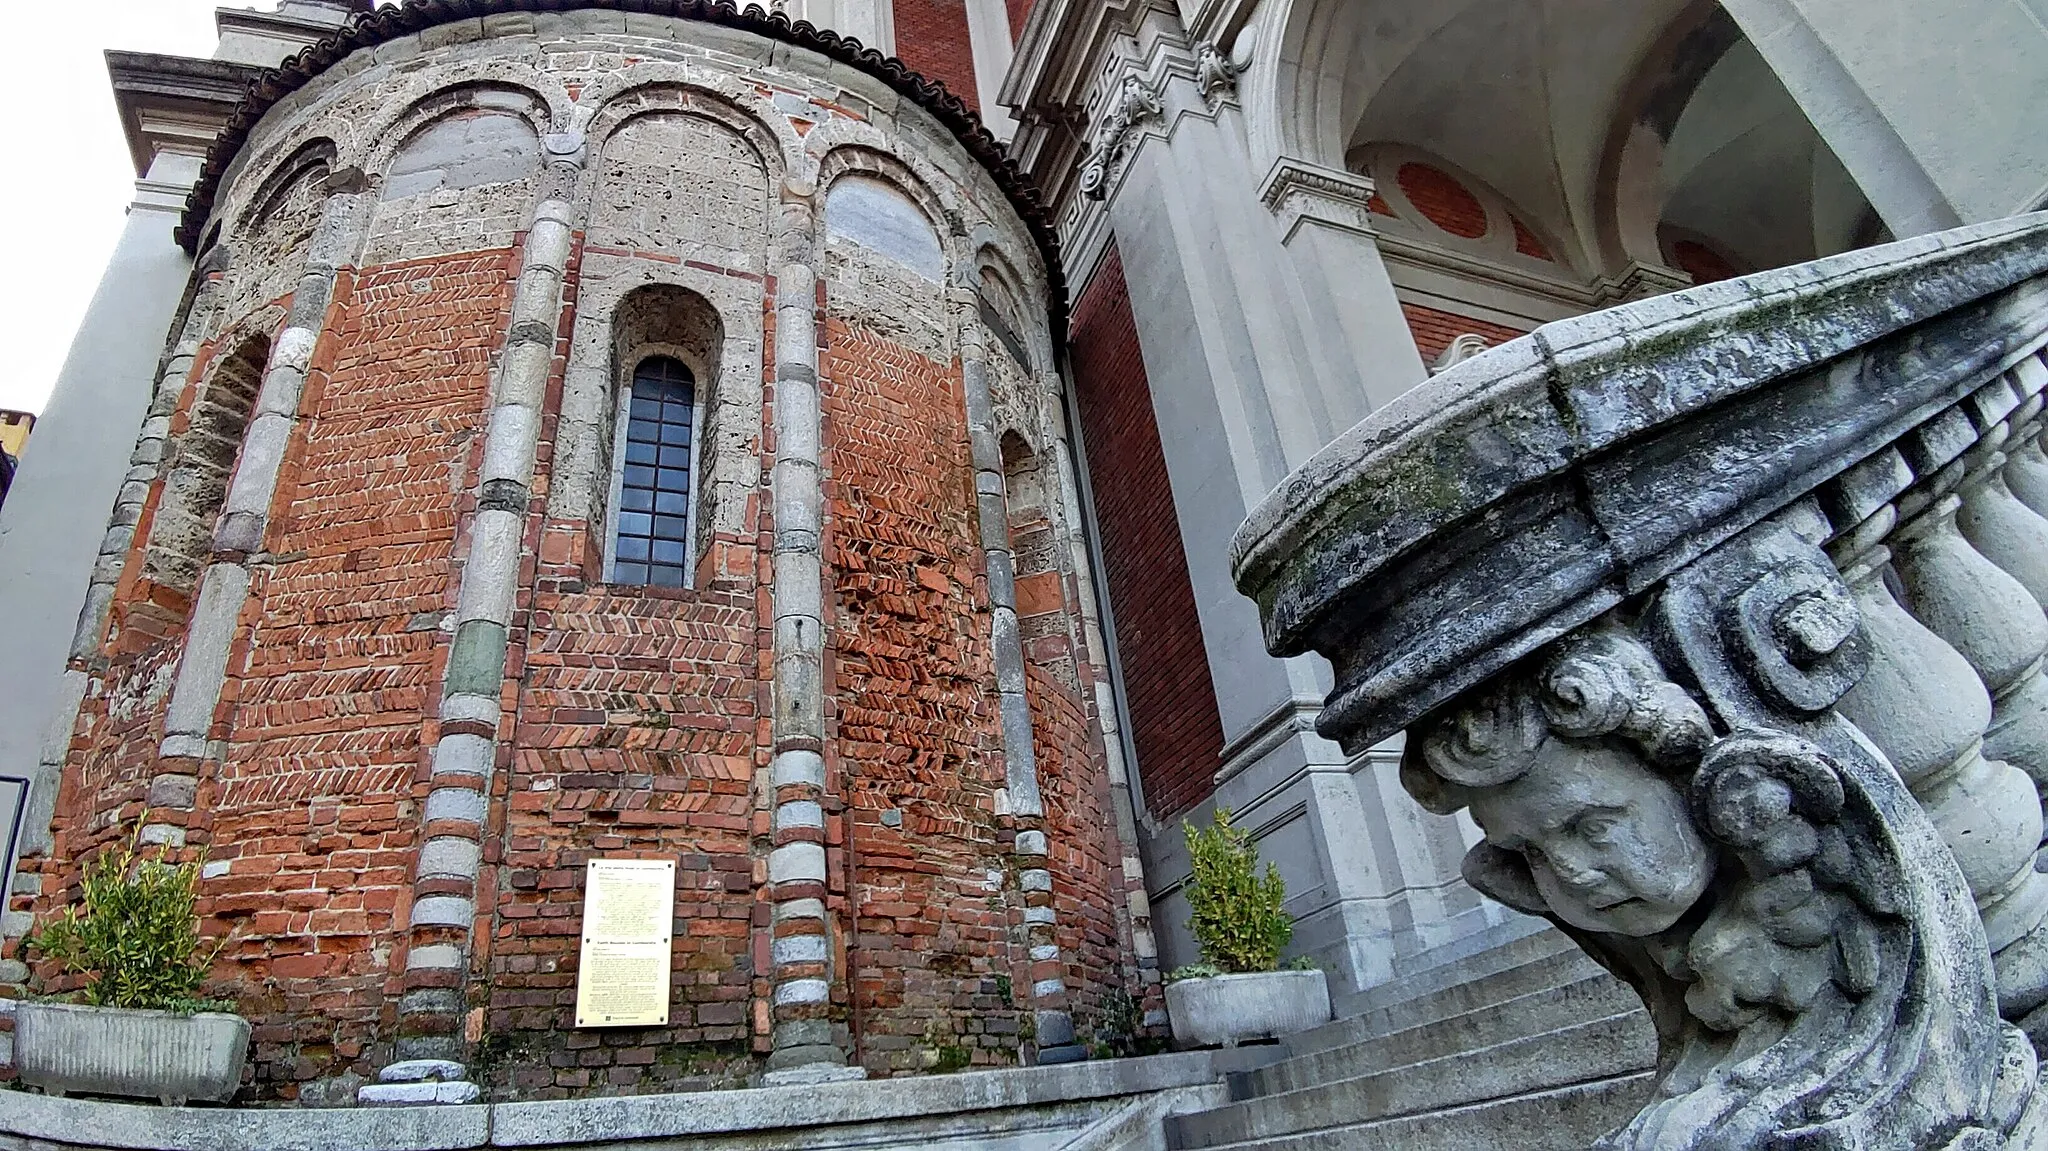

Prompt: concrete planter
xmin=1165 ymin=969 xmax=1331 ymax=1048
xmin=14 ymin=1001 xmax=249 ymax=1105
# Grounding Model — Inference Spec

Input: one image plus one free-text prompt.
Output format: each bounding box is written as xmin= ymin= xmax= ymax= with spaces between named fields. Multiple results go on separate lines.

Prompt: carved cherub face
xmin=1467 ymin=738 xmax=1712 ymax=936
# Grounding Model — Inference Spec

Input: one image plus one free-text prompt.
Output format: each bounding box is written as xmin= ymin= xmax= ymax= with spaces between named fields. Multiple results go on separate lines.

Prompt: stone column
xmin=1721 ymin=0 xmax=2048 ymax=234
xmin=0 ymin=153 xmax=202 ymax=868
xmin=153 ymin=169 xmax=373 ymax=846
xmin=955 ymin=287 xmax=1081 ymax=1064
xmin=373 ymin=138 xmax=584 ymax=1098
xmin=762 ymin=177 xmax=859 ymax=1082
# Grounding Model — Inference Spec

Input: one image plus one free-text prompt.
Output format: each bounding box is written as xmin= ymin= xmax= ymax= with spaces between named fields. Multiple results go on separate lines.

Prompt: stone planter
xmin=1165 ymin=969 xmax=1331 ymax=1048
xmin=14 ymin=1001 xmax=249 ymax=1105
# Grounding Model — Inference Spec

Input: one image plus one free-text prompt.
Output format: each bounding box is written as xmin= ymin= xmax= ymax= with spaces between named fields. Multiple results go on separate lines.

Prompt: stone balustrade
xmin=1232 ymin=215 xmax=2048 ymax=1148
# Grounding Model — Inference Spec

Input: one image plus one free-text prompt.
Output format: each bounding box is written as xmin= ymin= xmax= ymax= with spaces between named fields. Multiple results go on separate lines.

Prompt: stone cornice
xmin=106 ymin=51 xmax=267 ymax=178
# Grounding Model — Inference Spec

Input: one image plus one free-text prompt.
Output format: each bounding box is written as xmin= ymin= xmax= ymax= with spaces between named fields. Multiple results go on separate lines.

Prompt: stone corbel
xmin=1079 ymin=72 xmax=1163 ymax=201
xmin=1257 ymin=159 xmax=1381 ymax=246
xmin=1194 ymin=40 xmax=1243 ymax=106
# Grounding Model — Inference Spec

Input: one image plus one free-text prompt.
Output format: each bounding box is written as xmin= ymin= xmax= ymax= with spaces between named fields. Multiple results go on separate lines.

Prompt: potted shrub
xmin=1164 ymin=809 xmax=1331 ymax=1048
xmin=16 ymin=817 xmax=247 ymax=1105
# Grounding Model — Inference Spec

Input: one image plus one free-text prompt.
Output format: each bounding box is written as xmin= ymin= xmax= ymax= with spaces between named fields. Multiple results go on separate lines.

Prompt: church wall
xmin=27 ymin=8 xmax=1138 ymax=1103
xmin=1066 ymin=246 xmax=1226 ymax=822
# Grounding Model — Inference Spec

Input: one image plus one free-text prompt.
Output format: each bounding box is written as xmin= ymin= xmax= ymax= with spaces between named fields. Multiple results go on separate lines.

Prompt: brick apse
xmin=23 ymin=4 xmax=1147 ymax=1103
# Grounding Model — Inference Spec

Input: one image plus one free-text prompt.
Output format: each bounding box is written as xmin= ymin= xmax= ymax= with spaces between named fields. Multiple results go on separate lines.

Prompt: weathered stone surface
xmin=1234 ymin=217 xmax=2048 ymax=1146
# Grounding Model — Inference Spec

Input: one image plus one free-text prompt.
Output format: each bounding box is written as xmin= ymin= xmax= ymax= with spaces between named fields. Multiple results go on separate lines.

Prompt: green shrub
xmin=28 ymin=816 xmax=226 ymax=1012
xmin=1182 ymin=809 xmax=1292 ymax=974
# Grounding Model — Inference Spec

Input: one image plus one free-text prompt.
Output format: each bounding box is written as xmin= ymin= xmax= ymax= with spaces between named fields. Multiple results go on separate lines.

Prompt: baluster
xmin=1893 ymin=495 xmax=2048 ymax=800
xmin=1832 ymin=522 xmax=2048 ymax=1025
xmin=1958 ymin=453 xmax=2048 ymax=609
xmin=2003 ymin=436 xmax=2048 ymax=517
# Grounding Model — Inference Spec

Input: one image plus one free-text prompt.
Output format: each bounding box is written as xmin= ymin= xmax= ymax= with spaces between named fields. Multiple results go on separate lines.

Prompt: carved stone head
xmin=1405 ymin=629 xmax=1715 ymax=937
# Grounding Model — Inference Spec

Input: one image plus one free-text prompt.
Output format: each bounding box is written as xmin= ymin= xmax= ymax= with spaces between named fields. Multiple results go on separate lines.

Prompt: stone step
xmin=1381 ymin=914 xmax=1555 ymax=982
xmin=1287 ymin=945 xmax=1605 ymax=1059
xmin=1173 ymin=1072 xmax=1658 ymax=1151
xmin=1340 ymin=926 xmax=1578 ymax=1015
xmin=1166 ymin=1011 xmax=1656 ymax=1150
xmin=1251 ymin=972 xmax=1645 ymax=1097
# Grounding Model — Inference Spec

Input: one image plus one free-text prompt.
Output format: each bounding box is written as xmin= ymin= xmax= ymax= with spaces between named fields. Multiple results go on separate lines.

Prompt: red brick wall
xmin=822 ymin=319 xmax=1020 ymax=1075
xmin=485 ymin=239 xmax=773 ymax=1098
xmin=1396 ymin=164 xmax=1489 ymax=240
xmin=1004 ymin=0 xmax=1032 ymax=38
xmin=891 ymin=0 xmax=981 ymax=114
xmin=1011 ymin=517 xmax=1126 ymax=1043
xmin=1400 ymin=302 xmax=1529 ymax=366
xmin=1067 ymin=246 xmax=1226 ymax=820
xmin=213 ymin=251 xmax=515 ymax=1096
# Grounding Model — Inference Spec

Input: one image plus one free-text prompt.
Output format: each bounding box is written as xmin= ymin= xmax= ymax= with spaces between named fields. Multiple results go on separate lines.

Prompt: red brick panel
xmin=824 ymin=319 xmax=1017 ymax=1075
xmin=1397 ymin=163 xmax=1489 ymax=240
xmin=1400 ymin=302 xmax=1529 ymax=366
xmin=1004 ymin=0 xmax=1032 ymax=38
xmin=1012 ymin=536 xmax=1125 ymax=1037
xmin=891 ymin=0 xmax=981 ymax=114
xmin=1068 ymin=246 xmax=1226 ymax=820
xmin=210 ymin=250 xmax=516 ymax=1097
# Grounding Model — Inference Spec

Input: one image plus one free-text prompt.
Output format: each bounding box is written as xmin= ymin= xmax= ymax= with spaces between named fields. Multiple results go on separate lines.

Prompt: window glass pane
xmin=614 ymin=355 xmax=699 ymax=589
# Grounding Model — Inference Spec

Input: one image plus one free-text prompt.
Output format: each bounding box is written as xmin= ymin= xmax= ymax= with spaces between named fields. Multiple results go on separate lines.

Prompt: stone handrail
xmin=1233 ymin=214 xmax=2048 ymax=1148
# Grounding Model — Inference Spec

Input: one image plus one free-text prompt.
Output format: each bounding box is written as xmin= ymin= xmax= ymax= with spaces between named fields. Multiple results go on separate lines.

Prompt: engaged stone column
xmin=154 ymin=170 xmax=373 ymax=841
xmin=380 ymin=137 xmax=585 ymax=1090
xmin=762 ymin=177 xmax=858 ymax=1082
xmin=954 ymin=286 xmax=1081 ymax=1065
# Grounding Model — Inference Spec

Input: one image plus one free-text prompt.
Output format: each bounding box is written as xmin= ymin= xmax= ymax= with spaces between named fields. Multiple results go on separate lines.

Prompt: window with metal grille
xmin=611 ymin=356 xmax=697 ymax=588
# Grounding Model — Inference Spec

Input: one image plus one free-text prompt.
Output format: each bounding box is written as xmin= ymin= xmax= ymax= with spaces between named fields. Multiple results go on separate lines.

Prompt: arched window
xmin=610 ymin=356 xmax=698 ymax=588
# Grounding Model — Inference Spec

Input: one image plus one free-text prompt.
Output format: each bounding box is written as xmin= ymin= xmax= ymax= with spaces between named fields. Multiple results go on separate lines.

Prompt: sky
xmin=0 ymin=2 xmax=396 ymax=416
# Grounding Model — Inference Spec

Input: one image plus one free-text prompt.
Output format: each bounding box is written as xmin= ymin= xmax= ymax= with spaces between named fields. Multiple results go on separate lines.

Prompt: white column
xmin=1722 ymin=0 xmax=2048 ymax=233
xmin=0 ymin=154 xmax=200 ymax=860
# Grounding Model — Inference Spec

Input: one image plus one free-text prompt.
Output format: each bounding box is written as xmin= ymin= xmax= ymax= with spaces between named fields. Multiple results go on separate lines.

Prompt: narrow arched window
xmin=610 ymin=356 xmax=698 ymax=588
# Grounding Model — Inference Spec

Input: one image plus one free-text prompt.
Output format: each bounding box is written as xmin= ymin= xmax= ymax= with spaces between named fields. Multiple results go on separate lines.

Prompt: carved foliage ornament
xmin=1079 ymin=74 xmax=1163 ymax=201
xmin=1407 ymin=626 xmax=2044 ymax=1148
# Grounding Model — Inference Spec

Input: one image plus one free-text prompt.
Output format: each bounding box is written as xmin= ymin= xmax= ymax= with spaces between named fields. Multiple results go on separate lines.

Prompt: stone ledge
xmin=0 ymin=1052 xmax=1225 ymax=1151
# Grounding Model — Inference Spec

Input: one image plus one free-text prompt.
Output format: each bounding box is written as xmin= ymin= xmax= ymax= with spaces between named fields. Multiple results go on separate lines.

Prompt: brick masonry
xmin=890 ymin=0 xmax=981 ymax=114
xmin=1067 ymin=246 xmax=1226 ymax=821
xmin=1399 ymin=302 xmax=1530 ymax=366
xmin=25 ymin=13 xmax=1140 ymax=1103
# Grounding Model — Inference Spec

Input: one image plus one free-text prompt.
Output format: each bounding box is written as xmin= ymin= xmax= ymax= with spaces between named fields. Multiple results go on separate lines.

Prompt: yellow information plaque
xmin=574 ymin=858 xmax=676 ymax=1028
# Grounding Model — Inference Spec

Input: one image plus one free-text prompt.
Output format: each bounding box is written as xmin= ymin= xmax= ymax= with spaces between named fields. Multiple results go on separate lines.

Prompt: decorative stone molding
xmin=1429 ymin=334 xmax=1490 ymax=375
xmin=1193 ymin=40 xmax=1242 ymax=104
xmin=1234 ymin=215 xmax=2048 ymax=1146
xmin=1079 ymin=73 xmax=1163 ymax=201
xmin=1257 ymin=158 xmax=1381 ymax=246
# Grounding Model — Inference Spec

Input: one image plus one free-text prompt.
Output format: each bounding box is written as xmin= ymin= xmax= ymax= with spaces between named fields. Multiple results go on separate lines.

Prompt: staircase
xmin=1160 ymin=929 xmax=1659 ymax=1150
